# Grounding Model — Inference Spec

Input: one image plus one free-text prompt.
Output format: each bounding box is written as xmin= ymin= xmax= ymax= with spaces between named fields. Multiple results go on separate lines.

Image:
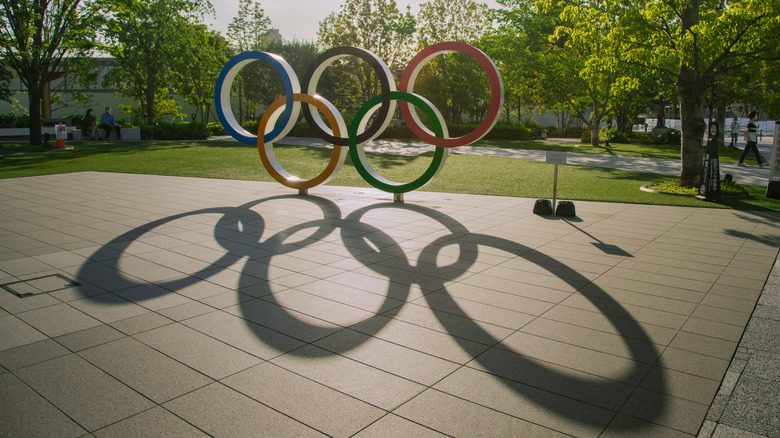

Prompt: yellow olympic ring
xmin=257 ymin=93 xmax=348 ymax=191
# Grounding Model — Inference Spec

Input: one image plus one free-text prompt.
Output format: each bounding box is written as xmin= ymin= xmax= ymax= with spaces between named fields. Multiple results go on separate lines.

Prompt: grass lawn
xmin=473 ymin=138 xmax=760 ymax=164
xmin=1 ymin=138 xmax=778 ymax=211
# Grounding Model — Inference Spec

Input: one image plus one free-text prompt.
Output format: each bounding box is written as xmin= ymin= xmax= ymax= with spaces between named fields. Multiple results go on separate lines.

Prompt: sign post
xmin=546 ymin=150 xmax=566 ymax=208
xmin=541 ymin=150 xmax=576 ymax=216
xmin=767 ymin=122 xmax=780 ymax=199
xmin=697 ymin=122 xmax=722 ymax=202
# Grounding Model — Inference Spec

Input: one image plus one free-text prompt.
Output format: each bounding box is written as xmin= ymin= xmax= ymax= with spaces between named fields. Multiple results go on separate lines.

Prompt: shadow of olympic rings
xmin=76 ymin=195 xmax=665 ymax=429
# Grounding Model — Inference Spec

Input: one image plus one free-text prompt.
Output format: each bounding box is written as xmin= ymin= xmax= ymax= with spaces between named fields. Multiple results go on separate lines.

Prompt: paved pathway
xmin=0 ymin=171 xmax=778 ymax=437
xmin=260 ymin=136 xmax=776 ymax=188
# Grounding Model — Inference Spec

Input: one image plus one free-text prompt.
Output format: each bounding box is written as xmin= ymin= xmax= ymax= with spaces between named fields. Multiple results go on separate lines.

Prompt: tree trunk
xmin=28 ymin=86 xmax=43 ymax=146
xmin=715 ymin=93 xmax=727 ymax=149
xmin=590 ymin=101 xmax=603 ymax=147
xmin=146 ymin=75 xmax=156 ymax=126
xmin=676 ymin=0 xmax=706 ymax=188
xmin=590 ymin=114 xmax=602 ymax=147
xmin=677 ymin=64 xmax=706 ymax=188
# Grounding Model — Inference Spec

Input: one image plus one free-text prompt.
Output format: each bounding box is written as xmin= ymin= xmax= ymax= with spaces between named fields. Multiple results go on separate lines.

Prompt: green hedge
xmin=240 ymin=120 xmax=534 ymax=141
xmin=0 ymin=113 xmax=30 ymax=128
xmin=141 ymin=121 xmax=211 ymax=140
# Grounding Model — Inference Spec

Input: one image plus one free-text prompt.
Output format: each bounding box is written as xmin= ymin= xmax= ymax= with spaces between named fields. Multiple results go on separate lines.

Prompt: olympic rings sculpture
xmin=215 ymin=42 xmax=504 ymax=195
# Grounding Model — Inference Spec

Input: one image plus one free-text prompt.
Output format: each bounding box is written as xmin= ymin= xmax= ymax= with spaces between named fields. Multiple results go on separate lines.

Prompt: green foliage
xmin=141 ymin=121 xmax=211 ymax=140
xmin=176 ymin=27 xmax=232 ymax=122
xmin=317 ymin=0 xmax=416 ymax=67
xmin=654 ymin=129 xmax=681 ymax=145
xmin=240 ymin=120 xmax=533 ymax=141
xmin=603 ymin=128 xmax=628 ymax=143
xmin=237 ymin=40 xmax=319 ymax=123
xmin=314 ymin=0 xmax=417 ymax=128
xmin=69 ymin=113 xmax=85 ymax=129
xmin=481 ymin=123 xmax=532 ymax=140
xmin=225 ymin=0 xmax=271 ymax=51
xmin=0 ymin=112 xmax=17 ymax=128
xmin=645 ymin=179 xmax=749 ymax=198
xmin=0 ymin=112 xmax=30 ymax=128
xmin=415 ymin=0 xmax=493 ymax=47
xmin=630 ymin=132 xmax=655 ymax=144
xmin=102 ymin=0 xmax=215 ymax=126
xmin=0 ymin=0 xmax=103 ymax=144
xmin=0 ymin=65 xmax=11 ymax=103
xmin=207 ymin=122 xmax=226 ymax=136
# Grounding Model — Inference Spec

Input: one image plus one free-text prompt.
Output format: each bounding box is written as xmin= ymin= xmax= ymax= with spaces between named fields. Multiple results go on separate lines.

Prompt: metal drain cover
xmin=1 ymin=274 xmax=81 ymax=298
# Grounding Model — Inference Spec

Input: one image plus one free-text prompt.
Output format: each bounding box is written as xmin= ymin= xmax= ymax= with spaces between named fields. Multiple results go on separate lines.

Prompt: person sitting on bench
xmin=101 ymin=106 xmax=122 ymax=140
xmin=81 ymin=108 xmax=103 ymax=140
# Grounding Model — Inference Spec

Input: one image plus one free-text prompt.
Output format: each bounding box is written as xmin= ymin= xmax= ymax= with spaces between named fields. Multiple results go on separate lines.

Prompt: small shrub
xmin=603 ymin=128 xmax=628 ymax=143
xmin=69 ymin=114 xmax=85 ymax=130
xmin=630 ymin=132 xmax=655 ymax=144
xmin=522 ymin=119 xmax=541 ymax=130
xmin=241 ymin=120 xmax=260 ymax=136
xmin=580 ymin=130 xmax=593 ymax=144
xmin=0 ymin=112 xmax=16 ymax=128
xmin=653 ymin=129 xmax=681 ymax=145
xmin=484 ymin=123 xmax=531 ymax=140
xmin=208 ymin=122 xmax=226 ymax=136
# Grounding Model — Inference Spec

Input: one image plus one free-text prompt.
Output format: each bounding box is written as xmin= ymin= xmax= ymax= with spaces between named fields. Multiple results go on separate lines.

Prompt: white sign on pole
xmin=546 ymin=150 xmax=567 ymax=165
xmin=55 ymin=123 xmax=67 ymax=140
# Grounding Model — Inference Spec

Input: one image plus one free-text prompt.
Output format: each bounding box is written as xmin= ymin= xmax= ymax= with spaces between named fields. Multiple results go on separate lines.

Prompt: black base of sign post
xmin=555 ymin=201 xmax=576 ymax=217
xmin=533 ymin=199 xmax=553 ymax=215
xmin=768 ymin=181 xmax=780 ymax=199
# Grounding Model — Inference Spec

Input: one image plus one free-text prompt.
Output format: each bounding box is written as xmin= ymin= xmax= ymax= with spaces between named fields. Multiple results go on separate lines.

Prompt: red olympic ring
xmin=399 ymin=42 xmax=504 ymax=148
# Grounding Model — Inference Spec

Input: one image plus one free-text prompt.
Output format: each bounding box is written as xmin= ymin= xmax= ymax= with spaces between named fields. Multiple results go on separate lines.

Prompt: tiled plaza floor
xmin=1 ymin=171 xmax=779 ymax=437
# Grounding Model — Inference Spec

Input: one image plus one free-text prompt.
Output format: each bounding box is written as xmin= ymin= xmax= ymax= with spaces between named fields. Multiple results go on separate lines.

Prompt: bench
xmin=0 ymin=124 xmax=141 ymax=142
xmin=71 ymin=127 xmax=142 ymax=141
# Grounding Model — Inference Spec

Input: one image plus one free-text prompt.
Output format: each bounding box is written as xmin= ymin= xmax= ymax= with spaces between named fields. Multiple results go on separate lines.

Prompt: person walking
xmin=737 ymin=110 xmax=766 ymax=167
xmin=730 ymin=117 xmax=740 ymax=146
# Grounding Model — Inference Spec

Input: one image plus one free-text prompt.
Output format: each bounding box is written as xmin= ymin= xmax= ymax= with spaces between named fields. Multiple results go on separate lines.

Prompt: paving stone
xmin=134 ymin=322 xmax=261 ymax=380
xmin=93 ymin=406 xmax=209 ymax=437
xmin=0 ymin=373 xmax=86 ymax=437
xmin=80 ymin=337 xmax=213 ymax=403
xmin=0 ymin=338 xmax=70 ymax=370
xmin=1 ymin=173 xmax=779 ymax=438
xmin=164 ymin=383 xmax=325 ymax=437
xmin=14 ymin=354 xmax=154 ymax=432
xmin=223 ymin=362 xmax=384 ymax=437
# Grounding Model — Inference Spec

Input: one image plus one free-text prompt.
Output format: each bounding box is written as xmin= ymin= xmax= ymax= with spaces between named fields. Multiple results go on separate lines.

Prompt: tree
xmin=226 ymin=0 xmax=272 ymax=52
xmin=412 ymin=0 xmax=495 ymax=124
xmin=102 ymin=0 xmax=213 ymax=126
xmin=0 ymin=64 xmax=12 ymax=103
xmin=416 ymin=0 xmax=493 ymax=47
xmin=175 ymin=26 xmax=232 ymax=123
xmin=225 ymin=0 xmax=273 ymax=123
xmin=249 ymin=39 xmax=320 ymax=109
xmin=318 ymin=0 xmax=416 ymax=68
xmin=488 ymin=0 xmax=590 ymax=132
xmin=617 ymin=0 xmax=780 ymax=187
xmin=538 ymin=0 xmax=649 ymax=147
xmin=316 ymin=0 xmax=416 ymax=123
xmin=0 ymin=0 xmax=101 ymax=144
